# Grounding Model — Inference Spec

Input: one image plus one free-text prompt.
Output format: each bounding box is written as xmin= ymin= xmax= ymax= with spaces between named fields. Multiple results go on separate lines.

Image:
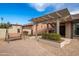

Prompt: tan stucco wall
xmin=65 ymin=22 xmax=71 ymax=38
xmin=32 ymin=23 xmax=48 ymax=35
xmin=23 ymin=29 xmax=31 ymax=35
xmin=0 ymin=25 xmax=22 ymax=40
xmin=8 ymin=26 xmax=22 ymax=34
xmin=0 ymin=29 xmax=6 ymax=40
xmin=32 ymin=23 xmax=53 ymax=35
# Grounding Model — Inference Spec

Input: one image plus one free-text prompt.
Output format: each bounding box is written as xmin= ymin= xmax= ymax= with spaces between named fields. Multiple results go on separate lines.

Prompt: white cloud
xmin=70 ymin=10 xmax=79 ymax=15
xmin=29 ymin=3 xmax=50 ymax=12
xmin=29 ymin=3 xmax=79 ymax=15
xmin=28 ymin=3 xmax=66 ymax=12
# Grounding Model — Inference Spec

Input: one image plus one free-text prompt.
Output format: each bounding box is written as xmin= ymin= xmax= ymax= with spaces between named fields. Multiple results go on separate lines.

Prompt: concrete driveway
xmin=0 ymin=36 xmax=79 ymax=56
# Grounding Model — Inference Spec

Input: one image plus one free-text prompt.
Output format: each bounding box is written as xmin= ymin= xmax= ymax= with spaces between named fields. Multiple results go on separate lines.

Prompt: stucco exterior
xmin=65 ymin=22 xmax=72 ymax=38
xmin=23 ymin=29 xmax=32 ymax=35
xmin=0 ymin=29 xmax=6 ymax=40
xmin=32 ymin=22 xmax=73 ymax=39
xmin=8 ymin=25 xmax=22 ymax=34
xmin=32 ymin=23 xmax=48 ymax=35
xmin=22 ymin=24 xmax=33 ymax=35
xmin=0 ymin=25 xmax=22 ymax=40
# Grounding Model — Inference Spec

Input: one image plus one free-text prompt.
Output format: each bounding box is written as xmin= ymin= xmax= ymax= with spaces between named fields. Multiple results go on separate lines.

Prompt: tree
xmin=6 ymin=22 xmax=12 ymax=28
xmin=1 ymin=17 xmax=4 ymax=23
xmin=0 ymin=18 xmax=12 ymax=29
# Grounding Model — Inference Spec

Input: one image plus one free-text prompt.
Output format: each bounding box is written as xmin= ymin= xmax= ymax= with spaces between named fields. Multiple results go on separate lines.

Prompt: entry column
xmin=35 ymin=24 xmax=38 ymax=38
xmin=56 ymin=19 xmax=60 ymax=34
xmin=47 ymin=23 xmax=49 ymax=33
xmin=35 ymin=24 xmax=39 ymax=41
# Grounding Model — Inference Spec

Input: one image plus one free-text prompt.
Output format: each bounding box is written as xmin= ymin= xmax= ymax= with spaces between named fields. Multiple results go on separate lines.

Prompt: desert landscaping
xmin=0 ymin=4 xmax=79 ymax=56
xmin=0 ymin=36 xmax=79 ymax=56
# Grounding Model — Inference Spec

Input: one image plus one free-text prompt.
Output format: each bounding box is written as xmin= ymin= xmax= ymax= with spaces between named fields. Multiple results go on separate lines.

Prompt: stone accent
xmin=60 ymin=38 xmax=71 ymax=48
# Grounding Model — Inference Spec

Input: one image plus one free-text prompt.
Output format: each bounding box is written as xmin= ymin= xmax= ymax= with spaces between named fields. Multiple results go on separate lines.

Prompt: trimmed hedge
xmin=42 ymin=33 xmax=61 ymax=42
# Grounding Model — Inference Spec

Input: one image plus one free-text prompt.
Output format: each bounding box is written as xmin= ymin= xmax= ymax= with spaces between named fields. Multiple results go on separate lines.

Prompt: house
xmin=31 ymin=8 xmax=79 ymax=39
xmin=8 ymin=24 xmax=22 ymax=34
xmin=22 ymin=24 xmax=33 ymax=35
xmin=5 ymin=24 xmax=23 ymax=41
xmin=0 ymin=24 xmax=22 ymax=40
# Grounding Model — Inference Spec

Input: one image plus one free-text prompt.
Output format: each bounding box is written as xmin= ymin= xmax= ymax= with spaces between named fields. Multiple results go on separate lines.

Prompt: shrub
xmin=50 ymin=33 xmax=61 ymax=41
xmin=42 ymin=33 xmax=61 ymax=42
xmin=42 ymin=33 xmax=49 ymax=39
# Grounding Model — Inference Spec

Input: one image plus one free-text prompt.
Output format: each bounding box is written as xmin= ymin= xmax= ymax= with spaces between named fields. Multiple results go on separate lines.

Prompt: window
xmin=74 ymin=23 xmax=79 ymax=35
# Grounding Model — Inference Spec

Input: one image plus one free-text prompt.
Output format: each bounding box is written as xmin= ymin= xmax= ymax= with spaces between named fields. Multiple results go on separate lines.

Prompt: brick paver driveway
xmin=0 ymin=36 xmax=79 ymax=56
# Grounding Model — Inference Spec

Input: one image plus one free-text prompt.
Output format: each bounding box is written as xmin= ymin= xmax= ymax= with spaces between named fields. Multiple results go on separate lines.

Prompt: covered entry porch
xmin=46 ymin=22 xmax=72 ymax=38
xmin=32 ymin=8 xmax=72 ymax=38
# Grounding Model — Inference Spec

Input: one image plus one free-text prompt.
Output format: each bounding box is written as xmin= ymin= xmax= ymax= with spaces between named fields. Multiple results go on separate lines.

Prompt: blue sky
xmin=0 ymin=3 xmax=79 ymax=25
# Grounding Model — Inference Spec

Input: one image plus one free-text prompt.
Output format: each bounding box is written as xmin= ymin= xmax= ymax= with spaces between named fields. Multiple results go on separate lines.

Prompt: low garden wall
xmin=39 ymin=33 xmax=71 ymax=48
xmin=38 ymin=38 xmax=71 ymax=48
xmin=38 ymin=36 xmax=72 ymax=48
xmin=0 ymin=29 xmax=6 ymax=40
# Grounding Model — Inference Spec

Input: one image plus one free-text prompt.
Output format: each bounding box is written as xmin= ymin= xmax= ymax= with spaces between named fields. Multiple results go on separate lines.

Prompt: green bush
xmin=42 ymin=33 xmax=61 ymax=42
xmin=50 ymin=33 xmax=61 ymax=41
xmin=42 ymin=33 xmax=48 ymax=39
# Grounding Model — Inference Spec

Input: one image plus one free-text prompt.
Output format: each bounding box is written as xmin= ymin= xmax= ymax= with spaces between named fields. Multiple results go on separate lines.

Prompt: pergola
xmin=32 ymin=8 xmax=72 ymax=35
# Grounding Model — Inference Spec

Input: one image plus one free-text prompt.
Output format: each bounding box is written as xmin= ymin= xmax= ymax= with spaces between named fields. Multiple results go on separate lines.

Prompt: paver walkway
xmin=0 ymin=36 xmax=79 ymax=56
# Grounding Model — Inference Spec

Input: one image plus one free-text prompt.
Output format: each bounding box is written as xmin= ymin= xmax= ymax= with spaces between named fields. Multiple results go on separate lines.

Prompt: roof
xmin=22 ymin=24 xmax=33 ymax=27
xmin=22 ymin=24 xmax=33 ymax=29
xmin=32 ymin=8 xmax=72 ymax=24
xmin=71 ymin=14 xmax=79 ymax=20
xmin=12 ymin=24 xmax=22 ymax=26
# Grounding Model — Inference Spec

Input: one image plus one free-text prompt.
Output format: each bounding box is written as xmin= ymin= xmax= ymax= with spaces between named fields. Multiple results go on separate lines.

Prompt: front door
xmin=60 ymin=23 xmax=65 ymax=37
